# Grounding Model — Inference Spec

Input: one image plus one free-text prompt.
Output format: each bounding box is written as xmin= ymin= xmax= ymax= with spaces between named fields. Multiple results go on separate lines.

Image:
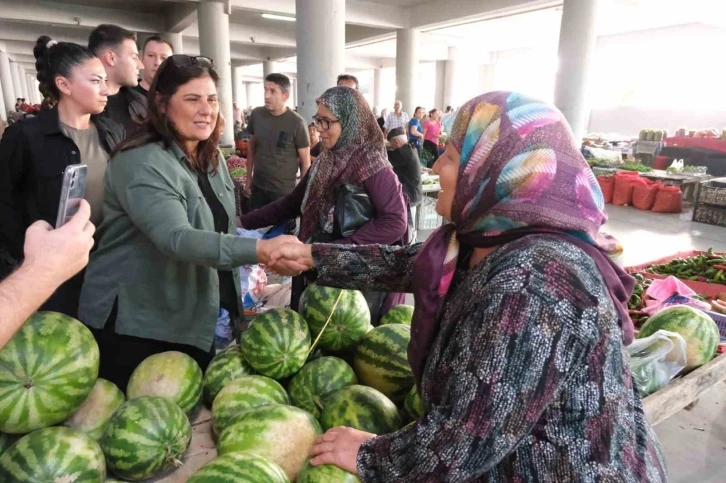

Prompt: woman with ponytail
xmin=0 ymin=36 xmax=124 ymax=318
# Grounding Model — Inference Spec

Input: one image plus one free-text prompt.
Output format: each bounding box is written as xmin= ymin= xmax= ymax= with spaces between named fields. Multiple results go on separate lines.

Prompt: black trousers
xmin=88 ymin=302 xmax=215 ymax=392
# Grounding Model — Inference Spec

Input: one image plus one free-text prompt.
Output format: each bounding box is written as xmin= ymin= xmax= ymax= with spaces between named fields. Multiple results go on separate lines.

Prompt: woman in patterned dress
xmin=270 ymin=91 xmax=667 ymax=482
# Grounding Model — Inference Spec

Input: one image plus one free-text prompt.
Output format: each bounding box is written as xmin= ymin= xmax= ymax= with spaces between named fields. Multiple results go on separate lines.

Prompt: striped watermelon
xmin=203 ymin=347 xmax=255 ymax=406
xmin=380 ymin=305 xmax=414 ymax=326
xmin=0 ymin=427 xmax=105 ymax=482
xmin=217 ymin=404 xmax=322 ymax=481
xmin=298 ymin=462 xmax=361 ymax=483
xmin=638 ymin=305 xmax=719 ymax=370
xmin=0 ymin=432 xmax=20 ymax=457
xmin=287 ymin=357 xmax=357 ymax=419
xmin=354 ymin=324 xmax=413 ymax=404
xmin=64 ymin=378 xmax=126 ymax=440
xmin=188 ymin=452 xmax=290 ymax=483
xmin=241 ymin=309 xmax=311 ymax=379
xmin=127 ymin=351 xmax=203 ymax=415
xmin=320 ymin=385 xmax=401 ymax=434
xmin=101 ymin=396 xmax=192 ymax=481
xmin=299 ymin=285 xmax=371 ymax=351
xmin=212 ymin=375 xmax=290 ymax=434
xmin=403 ymin=385 xmax=424 ymax=422
xmin=0 ymin=311 xmax=99 ymax=433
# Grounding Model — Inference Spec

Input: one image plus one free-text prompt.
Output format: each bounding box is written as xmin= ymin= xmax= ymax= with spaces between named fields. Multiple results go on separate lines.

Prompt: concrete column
xmin=0 ymin=51 xmax=16 ymax=116
xmin=198 ymin=1 xmax=234 ymax=146
xmin=296 ymin=0 xmax=345 ymax=122
xmin=25 ymin=74 xmax=35 ymax=104
xmin=292 ymin=78 xmax=298 ymax=108
xmin=373 ymin=67 xmax=382 ymax=109
xmin=0 ymin=75 xmax=6 ymax=121
xmin=10 ymin=62 xmax=24 ymax=103
xmin=231 ymin=66 xmax=243 ymax=107
xmin=395 ymin=28 xmax=420 ymax=117
xmin=443 ymin=46 xmax=459 ymax=109
xmin=262 ymin=60 xmax=278 ymax=79
xmin=245 ymin=81 xmax=254 ymax=109
xmin=434 ymin=60 xmax=446 ymax=111
xmin=554 ymin=0 xmax=600 ymax=141
xmin=165 ymin=32 xmax=183 ymax=54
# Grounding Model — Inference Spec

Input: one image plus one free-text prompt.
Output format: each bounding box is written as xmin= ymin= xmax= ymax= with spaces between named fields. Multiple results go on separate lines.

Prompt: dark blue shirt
xmin=408 ymin=118 xmax=422 ymax=146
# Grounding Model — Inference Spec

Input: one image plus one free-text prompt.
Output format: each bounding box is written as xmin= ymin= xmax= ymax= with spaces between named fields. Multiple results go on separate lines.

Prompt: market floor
xmin=416 ymin=205 xmax=726 ymax=482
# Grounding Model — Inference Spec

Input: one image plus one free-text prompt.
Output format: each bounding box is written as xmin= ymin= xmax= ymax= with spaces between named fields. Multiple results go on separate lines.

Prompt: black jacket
xmin=0 ymin=108 xmax=124 ymax=315
xmin=387 ymin=144 xmax=423 ymax=206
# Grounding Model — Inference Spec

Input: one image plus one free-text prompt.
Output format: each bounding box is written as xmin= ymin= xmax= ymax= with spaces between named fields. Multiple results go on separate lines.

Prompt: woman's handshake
xmin=260 ymin=239 xmax=315 ymax=276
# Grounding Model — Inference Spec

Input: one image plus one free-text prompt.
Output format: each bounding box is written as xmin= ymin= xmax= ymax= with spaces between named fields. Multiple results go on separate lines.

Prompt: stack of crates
xmin=693 ymin=178 xmax=726 ymax=227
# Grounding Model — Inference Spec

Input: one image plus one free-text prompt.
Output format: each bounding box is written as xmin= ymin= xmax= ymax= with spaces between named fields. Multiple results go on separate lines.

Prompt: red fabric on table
xmin=664 ymin=136 xmax=726 ymax=154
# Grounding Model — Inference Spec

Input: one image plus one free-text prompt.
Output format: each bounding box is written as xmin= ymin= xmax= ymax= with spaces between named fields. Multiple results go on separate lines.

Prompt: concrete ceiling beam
xmin=166 ymin=3 xmax=198 ymax=33
xmin=410 ymin=0 xmax=560 ymax=31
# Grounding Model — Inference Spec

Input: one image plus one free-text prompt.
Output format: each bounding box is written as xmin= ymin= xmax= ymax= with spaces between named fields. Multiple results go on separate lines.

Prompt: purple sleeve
xmin=239 ymin=175 xmax=307 ymax=230
xmin=333 ymin=168 xmax=408 ymax=245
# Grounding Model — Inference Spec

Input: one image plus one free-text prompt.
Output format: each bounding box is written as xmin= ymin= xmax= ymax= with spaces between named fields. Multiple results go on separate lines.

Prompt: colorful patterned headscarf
xmin=299 ymin=87 xmax=390 ymax=241
xmin=409 ymin=91 xmax=635 ymax=387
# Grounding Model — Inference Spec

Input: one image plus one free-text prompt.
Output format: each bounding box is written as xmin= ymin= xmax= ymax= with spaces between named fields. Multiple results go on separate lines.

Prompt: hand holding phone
xmin=56 ymin=164 xmax=88 ymax=228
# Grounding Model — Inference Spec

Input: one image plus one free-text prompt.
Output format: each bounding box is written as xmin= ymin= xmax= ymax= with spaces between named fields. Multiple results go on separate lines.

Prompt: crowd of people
xmin=0 ymin=22 xmax=668 ymax=483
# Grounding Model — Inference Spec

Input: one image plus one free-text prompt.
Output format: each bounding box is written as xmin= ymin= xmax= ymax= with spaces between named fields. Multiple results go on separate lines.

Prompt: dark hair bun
xmin=32 ymin=36 xmax=95 ymax=102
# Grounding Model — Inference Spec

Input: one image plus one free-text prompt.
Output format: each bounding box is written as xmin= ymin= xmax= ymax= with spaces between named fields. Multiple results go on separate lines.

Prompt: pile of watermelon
xmin=0 ymin=285 xmax=420 ymax=482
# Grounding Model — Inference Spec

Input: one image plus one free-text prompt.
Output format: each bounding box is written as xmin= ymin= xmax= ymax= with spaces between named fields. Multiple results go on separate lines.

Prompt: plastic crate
xmin=416 ymin=196 xmax=443 ymax=230
xmin=693 ymin=205 xmax=726 ymax=227
xmin=696 ymin=180 xmax=726 ymax=207
xmin=706 ymin=311 xmax=726 ymax=343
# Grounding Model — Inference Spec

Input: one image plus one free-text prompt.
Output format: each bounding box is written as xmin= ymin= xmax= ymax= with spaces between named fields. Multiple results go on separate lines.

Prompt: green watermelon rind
xmin=101 ymin=395 xmax=192 ymax=481
xmin=211 ymin=375 xmax=290 ymax=435
xmin=320 ymin=385 xmax=402 ymax=434
xmin=0 ymin=427 xmax=106 ymax=482
xmin=127 ymin=351 xmax=204 ymax=415
xmin=0 ymin=311 xmax=100 ymax=434
xmin=379 ymin=305 xmax=414 ymax=326
xmin=354 ymin=324 xmax=414 ymax=405
xmin=203 ymin=349 xmax=255 ymax=406
xmin=241 ymin=309 xmax=312 ymax=380
xmin=297 ymin=461 xmax=361 ymax=483
xmin=300 ymin=285 xmax=371 ymax=352
xmin=187 ymin=451 xmax=290 ymax=482
xmin=402 ymin=385 xmax=424 ymax=422
xmin=287 ymin=357 xmax=358 ymax=419
xmin=638 ymin=305 xmax=719 ymax=370
xmin=63 ymin=378 xmax=126 ymax=440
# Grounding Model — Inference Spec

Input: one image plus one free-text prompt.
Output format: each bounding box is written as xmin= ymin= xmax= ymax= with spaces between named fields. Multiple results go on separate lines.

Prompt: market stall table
xmin=639 ymin=170 xmax=713 ymax=204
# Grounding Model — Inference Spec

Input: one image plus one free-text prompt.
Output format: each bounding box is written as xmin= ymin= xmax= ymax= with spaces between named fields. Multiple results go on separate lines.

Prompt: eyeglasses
xmin=312 ymin=115 xmax=340 ymax=131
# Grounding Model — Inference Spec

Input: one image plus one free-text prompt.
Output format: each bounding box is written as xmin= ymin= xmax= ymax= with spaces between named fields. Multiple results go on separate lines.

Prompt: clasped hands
xmin=255 ymin=235 xmax=314 ymax=275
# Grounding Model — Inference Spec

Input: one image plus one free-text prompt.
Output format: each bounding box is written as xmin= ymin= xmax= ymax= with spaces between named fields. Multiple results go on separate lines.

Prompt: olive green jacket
xmin=79 ymin=142 xmax=257 ymax=351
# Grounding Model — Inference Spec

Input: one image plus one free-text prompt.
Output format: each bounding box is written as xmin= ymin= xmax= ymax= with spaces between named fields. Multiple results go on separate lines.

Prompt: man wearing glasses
xmin=245 ymin=73 xmax=310 ymax=211
xmin=89 ymin=24 xmax=144 ymax=133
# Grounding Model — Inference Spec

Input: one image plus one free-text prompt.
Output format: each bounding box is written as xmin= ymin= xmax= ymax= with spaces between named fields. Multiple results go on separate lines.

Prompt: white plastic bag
xmin=627 ymin=329 xmax=688 ymax=396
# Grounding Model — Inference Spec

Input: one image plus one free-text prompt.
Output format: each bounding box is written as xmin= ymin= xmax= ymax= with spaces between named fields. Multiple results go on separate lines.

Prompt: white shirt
xmin=384 ymin=111 xmax=410 ymax=130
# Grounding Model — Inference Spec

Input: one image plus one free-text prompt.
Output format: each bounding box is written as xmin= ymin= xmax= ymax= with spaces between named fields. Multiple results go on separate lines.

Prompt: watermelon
xmin=298 ymin=462 xmax=361 ymax=483
xmin=380 ymin=305 xmax=414 ymax=326
xmin=353 ymin=324 xmax=413 ymax=404
xmin=638 ymin=305 xmax=719 ymax=370
xmin=101 ymin=396 xmax=192 ymax=481
xmin=212 ymin=375 xmax=290 ymax=434
xmin=64 ymin=378 xmax=126 ymax=440
xmin=0 ymin=311 xmax=100 ymax=433
xmin=241 ymin=309 xmax=311 ymax=379
xmin=287 ymin=357 xmax=357 ymax=419
xmin=319 ymin=385 xmax=401 ymax=434
xmin=0 ymin=432 xmax=20 ymax=457
xmin=299 ymin=285 xmax=371 ymax=351
xmin=188 ymin=452 xmax=290 ymax=483
xmin=126 ymin=351 xmax=203 ymax=415
xmin=217 ymin=404 xmax=322 ymax=481
xmin=403 ymin=385 xmax=424 ymax=422
xmin=0 ymin=427 xmax=105 ymax=482
xmin=203 ymin=348 xmax=255 ymax=406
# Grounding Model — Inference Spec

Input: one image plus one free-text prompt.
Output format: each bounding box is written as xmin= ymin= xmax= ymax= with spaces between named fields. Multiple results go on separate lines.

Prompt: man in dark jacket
xmin=387 ymin=127 xmax=422 ymax=243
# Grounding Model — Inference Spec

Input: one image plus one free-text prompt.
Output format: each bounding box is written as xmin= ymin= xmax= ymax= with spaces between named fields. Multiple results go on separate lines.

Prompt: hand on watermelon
xmin=310 ymin=426 xmax=375 ymax=474
xmin=269 ymin=243 xmax=314 ymax=275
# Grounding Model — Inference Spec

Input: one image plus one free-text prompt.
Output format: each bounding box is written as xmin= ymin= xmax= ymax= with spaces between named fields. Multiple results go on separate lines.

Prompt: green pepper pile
xmin=644 ymin=249 xmax=726 ymax=283
xmin=629 ymin=273 xmax=652 ymax=311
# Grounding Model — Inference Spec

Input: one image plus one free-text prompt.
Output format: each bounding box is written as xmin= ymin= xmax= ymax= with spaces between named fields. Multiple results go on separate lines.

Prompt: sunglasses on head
xmin=166 ymin=54 xmax=215 ymax=69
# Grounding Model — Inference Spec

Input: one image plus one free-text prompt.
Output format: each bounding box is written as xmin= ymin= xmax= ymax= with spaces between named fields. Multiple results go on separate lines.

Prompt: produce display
xmin=379 ymin=304 xmax=414 ymax=326
xmin=217 ymin=404 xmax=322 ymax=481
xmin=354 ymin=324 xmax=414 ymax=404
xmin=0 ymin=312 xmax=99 ymax=433
xmin=187 ymin=451 xmax=289 ymax=483
xmin=202 ymin=348 xmax=255 ymax=405
xmin=211 ymin=375 xmax=289 ymax=434
xmin=0 ymin=433 xmax=19 ymax=457
xmin=287 ymin=356 xmax=358 ymax=419
xmin=0 ymin=427 xmax=106 ymax=482
xmin=638 ymin=129 xmax=668 ymax=141
xmin=63 ymin=378 xmax=125 ymax=440
xmin=319 ymin=385 xmax=402 ymax=434
xmin=126 ymin=351 xmax=204 ymax=416
xmin=644 ymin=250 xmax=726 ymax=283
xmin=299 ymin=284 xmax=371 ymax=351
xmin=638 ymin=306 xmax=719 ymax=371
xmin=101 ymin=395 xmax=192 ymax=481
xmin=618 ymin=163 xmax=652 ymax=173
xmin=298 ymin=462 xmax=361 ymax=483
xmin=241 ymin=308 xmax=311 ymax=379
